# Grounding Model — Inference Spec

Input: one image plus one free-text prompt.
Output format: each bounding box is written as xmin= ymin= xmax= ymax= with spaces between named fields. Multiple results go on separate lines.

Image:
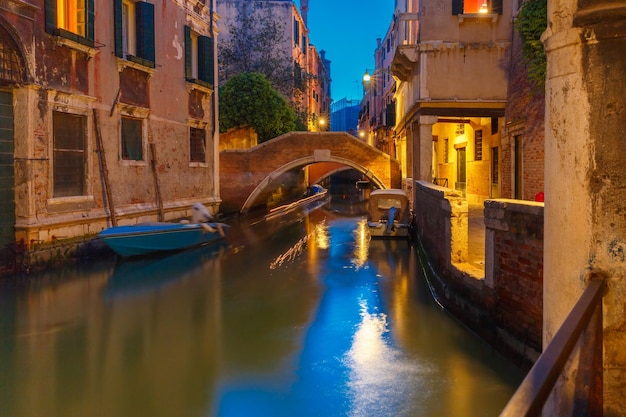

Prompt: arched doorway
xmin=0 ymin=22 xmax=26 ymax=254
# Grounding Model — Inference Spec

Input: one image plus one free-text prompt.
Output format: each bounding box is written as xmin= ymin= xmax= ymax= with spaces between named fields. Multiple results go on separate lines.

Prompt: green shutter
xmin=45 ymin=0 xmax=57 ymax=34
xmin=86 ymin=0 xmax=95 ymax=41
xmin=198 ymin=36 xmax=214 ymax=85
xmin=452 ymin=0 xmax=463 ymax=14
xmin=184 ymin=26 xmax=192 ymax=79
xmin=113 ymin=0 xmax=123 ymax=57
xmin=491 ymin=0 xmax=503 ymax=14
xmin=136 ymin=2 xmax=155 ymax=65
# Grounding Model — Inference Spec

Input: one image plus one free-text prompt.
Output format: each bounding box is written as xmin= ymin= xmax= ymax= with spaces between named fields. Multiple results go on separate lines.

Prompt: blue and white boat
xmin=98 ymin=203 xmax=229 ymax=257
xmin=98 ymin=222 xmax=228 ymax=257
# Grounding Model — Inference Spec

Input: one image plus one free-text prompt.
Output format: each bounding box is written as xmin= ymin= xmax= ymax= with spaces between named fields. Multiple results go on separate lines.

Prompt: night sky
xmin=296 ymin=0 xmax=395 ymax=102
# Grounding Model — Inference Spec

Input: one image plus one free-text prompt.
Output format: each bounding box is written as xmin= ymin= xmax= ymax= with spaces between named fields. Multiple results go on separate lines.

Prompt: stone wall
xmin=485 ymin=199 xmax=544 ymax=354
xmin=414 ymin=180 xmax=543 ymax=368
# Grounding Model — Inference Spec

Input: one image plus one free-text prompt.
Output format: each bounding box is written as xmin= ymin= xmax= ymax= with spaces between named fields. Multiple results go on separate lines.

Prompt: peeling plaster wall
xmin=4 ymin=0 xmax=220 ymax=253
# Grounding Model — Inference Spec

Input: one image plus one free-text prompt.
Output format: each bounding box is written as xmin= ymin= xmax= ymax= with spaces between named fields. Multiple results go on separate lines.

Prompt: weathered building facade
xmin=359 ymin=28 xmax=398 ymax=160
xmin=386 ymin=0 xmax=511 ymax=204
xmin=543 ymin=0 xmax=626 ymax=414
xmin=0 ymin=0 xmax=220 ymax=268
xmin=216 ymin=0 xmax=331 ymax=132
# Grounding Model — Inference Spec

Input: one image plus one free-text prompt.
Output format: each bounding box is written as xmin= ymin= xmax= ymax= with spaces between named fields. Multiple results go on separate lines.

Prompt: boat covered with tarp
xmin=366 ymin=189 xmax=410 ymax=238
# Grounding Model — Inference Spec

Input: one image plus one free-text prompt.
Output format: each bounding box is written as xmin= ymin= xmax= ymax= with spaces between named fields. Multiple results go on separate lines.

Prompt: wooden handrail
xmin=500 ymin=278 xmax=605 ymax=417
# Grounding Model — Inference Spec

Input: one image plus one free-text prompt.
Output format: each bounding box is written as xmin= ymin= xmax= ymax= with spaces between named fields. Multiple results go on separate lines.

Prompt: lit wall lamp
xmin=363 ymin=70 xmax=371 ymax=84
xmin=318 ymin=117 xmax=327 ymax=131
xmin=479 ymin=2 xmax=488 ymax=13
xmin=363 ymin=68 xmax=394 ymax=85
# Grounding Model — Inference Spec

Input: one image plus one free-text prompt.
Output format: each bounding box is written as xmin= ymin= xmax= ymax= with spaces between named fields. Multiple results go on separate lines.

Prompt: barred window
xmin=121 ymin=116 xmax=143 ymax=161
xmin=475 ymin=129 xmax=483 ymax=161
xmin=190 ymin=127 xmax=206 ymax=163
xmin=53 ymin=111 xmax=86 ymax=197
xmin=0 ymin=33 xmax=25 ymax=83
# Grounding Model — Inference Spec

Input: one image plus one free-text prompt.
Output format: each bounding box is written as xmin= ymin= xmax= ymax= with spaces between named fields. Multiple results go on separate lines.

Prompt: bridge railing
xmin=500 ymin=277 xmax=605 ymax=417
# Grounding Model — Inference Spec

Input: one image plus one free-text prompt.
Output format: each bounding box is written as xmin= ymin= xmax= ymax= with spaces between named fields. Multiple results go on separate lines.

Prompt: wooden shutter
xmin=491 ymin=0 xmax=503 ymax=14
xmin=136 ymin=2 xmax=155 ymax=65
xmin=184 ymin=26 xmax=193 ymax=79
xmin=198 ymin=36 xmax=214 ymax=84
xmin=452 ymin=0 xmax=464 ymax=14
xmin=45 ymin=0 xmax=57 ymax=34
xmin=86 ymin=0 xmax=95 ymax=41
xmin=113 ymin=0 xmax=123 ymax=57
xmin=385 ymin=102 xmax=396 ymax=127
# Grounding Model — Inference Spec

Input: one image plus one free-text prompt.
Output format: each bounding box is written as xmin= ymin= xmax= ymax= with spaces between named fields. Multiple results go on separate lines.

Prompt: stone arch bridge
xmin=220 ymin=132 xmax=402 ymax=213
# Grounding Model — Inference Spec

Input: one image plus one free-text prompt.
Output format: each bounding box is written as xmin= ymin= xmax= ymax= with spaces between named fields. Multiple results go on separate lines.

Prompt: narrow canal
xmin=0 ymin=203 xmax=523 ymax=417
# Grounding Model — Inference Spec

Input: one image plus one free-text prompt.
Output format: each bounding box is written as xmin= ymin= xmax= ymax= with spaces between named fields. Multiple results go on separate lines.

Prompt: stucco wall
xmin=6 ymin=0 xmax=220 ymax=254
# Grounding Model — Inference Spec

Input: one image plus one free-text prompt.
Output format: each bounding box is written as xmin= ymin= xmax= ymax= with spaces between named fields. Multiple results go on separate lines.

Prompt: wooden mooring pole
xmin=93 ymin=109 xmax=117 ymax=226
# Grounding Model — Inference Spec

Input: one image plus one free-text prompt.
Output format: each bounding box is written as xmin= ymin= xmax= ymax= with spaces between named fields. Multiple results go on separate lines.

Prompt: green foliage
xmin=515 ymin=0 xmax=547 ymax=90
xmin=219 ymin=72 xmax=297 ymax=143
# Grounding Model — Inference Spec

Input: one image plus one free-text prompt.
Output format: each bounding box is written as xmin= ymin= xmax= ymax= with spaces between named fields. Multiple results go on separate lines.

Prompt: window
xmin=0 ymin=32 xmax=25 ymax=83
xmin=184 ymin=26 xmax=214 ymax=88
xmin=121 ymin=116 xmax=143 ymax=161
xmin=114 ymin=0 xmax=155 ymax=67
xmin=189 ymin=127 xmax=206 ymax=163
xmin=45 ymin=0 xmax=95 ymax=47
xmin=294 ymin=18 xmax=299 ymax=47
xmin=514 ymin=135 xmax=523 ymax=199
xmin=53 ymin=111 xmax=86 ymax=197
xmin=452 ymin=0 xmax=503 ymax=14
xmin=491 ymin=147 xmax=499 ymax=184
xmin=474 ymin=129 xmax=483 ymax=161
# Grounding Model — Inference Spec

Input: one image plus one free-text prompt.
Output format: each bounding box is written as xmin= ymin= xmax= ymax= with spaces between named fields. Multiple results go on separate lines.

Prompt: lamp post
xmin=318 ymin=116 xmax=327 ymax=131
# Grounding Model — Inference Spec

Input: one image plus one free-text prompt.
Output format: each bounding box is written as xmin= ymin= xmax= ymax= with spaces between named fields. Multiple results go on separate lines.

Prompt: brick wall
xmin=220 ymin=132 xmax=401 ymax=213
xmin=485 ymin=199 xmax=544 ymax=352
xmin=414 ymin=180 xmax=543 ymax=368
xmin=503 ymin=32 xmax=545 ymax=200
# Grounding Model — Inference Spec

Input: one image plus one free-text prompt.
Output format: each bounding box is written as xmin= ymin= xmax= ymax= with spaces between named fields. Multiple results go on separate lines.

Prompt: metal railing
xmin=500 ymin=278 xmax=605 ymax=416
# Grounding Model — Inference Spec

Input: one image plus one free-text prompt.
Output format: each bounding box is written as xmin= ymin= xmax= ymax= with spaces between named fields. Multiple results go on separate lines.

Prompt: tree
xmin=218 ymin=6 xmax=294 ymax=98
xmin=219 ymin=72 xmax=297 ymax=143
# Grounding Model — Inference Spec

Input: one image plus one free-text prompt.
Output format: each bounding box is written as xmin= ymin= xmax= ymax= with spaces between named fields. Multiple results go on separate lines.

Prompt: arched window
xmin=0 ymin=27 xmax=25 ymax=84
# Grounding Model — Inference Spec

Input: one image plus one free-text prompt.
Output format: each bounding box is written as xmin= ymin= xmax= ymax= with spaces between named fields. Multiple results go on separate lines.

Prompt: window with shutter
xmin=136 ymin=2 xmax=155 ymax=66
xmin=452 ymin=0 xmax=503 ymax=15
xmin=185 ymin=26 xmax=215 ymax=88
xmin=114 ymin=0 xmax=155 ymax=68
xmin=53 ymin=111 xmax=86 ymax=197
xmin=189 ymin=127 xmax=206 ymax=163
xmin=45 ymin=0 xmax=95 ymax=47
xmin=121 ymin=116 xmax=144 ymax=161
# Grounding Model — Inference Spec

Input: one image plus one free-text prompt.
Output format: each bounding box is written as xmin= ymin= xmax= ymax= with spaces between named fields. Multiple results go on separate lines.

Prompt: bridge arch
xmin=240 ymin=155 xmax=388 ymax=213
xmin=220 ymin=132 xmax=402 ymax=214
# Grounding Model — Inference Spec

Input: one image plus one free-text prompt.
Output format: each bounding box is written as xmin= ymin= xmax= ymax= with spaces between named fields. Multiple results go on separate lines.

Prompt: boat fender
xmin=192 ymin=203 xmax=214 ymax=223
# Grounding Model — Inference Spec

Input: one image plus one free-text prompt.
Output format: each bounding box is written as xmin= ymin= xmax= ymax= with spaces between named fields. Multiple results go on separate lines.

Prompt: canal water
xmin=0 ymin=205 xmax=523 ymax=417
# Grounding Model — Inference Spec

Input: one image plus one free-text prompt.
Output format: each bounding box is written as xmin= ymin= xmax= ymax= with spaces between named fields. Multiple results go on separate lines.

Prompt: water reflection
xmin=0 ymin=209 xmax=522 ymax=417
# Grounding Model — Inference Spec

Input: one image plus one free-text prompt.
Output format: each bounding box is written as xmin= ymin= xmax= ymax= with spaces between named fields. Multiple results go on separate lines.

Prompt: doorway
xmin=514 ymin=135 xmax=522 ymax=199
xmin=456 ymin=147 xmax=466 ymax=196
xmin=0 ymin=91 xmax=14 ymax=249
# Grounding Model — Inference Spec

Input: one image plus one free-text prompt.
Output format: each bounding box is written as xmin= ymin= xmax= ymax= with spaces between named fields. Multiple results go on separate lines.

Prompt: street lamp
xmin=363 ymin=70 xmax=372 ymax=84
xmin=318 ymin=117 xmax=326 ymax=131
